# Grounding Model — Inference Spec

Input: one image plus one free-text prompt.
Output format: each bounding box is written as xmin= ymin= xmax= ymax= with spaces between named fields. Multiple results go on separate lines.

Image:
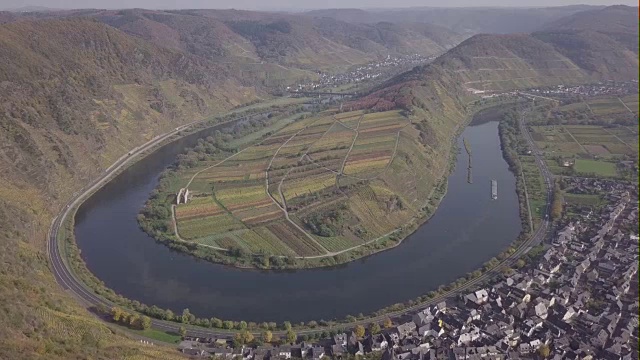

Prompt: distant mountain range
xmin=352 ymin=5 xmax=638 ymax=111
xmin=306 ymin=5 xmax=603 ymax=34
xmin=0 ymin=8 xmax=466 ymax=70
xmin=0 ymin=5 xmax=637 ymax=357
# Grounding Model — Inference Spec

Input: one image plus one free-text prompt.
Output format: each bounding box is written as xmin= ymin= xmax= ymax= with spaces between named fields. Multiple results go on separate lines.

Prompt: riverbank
xmin=50 ymin=95 xmax=549 ymax=343
xmin=136 ymin=104 xmax=475 ymax=270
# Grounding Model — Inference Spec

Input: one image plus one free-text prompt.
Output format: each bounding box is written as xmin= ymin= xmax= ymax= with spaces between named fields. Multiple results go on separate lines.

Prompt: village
xmin=177 ymin=177 xmax=638 ymax=359
xmin=525 ymin=82 xmax=638 ymax=99
xmin=287 ymin=54 xmax=436 ymax=93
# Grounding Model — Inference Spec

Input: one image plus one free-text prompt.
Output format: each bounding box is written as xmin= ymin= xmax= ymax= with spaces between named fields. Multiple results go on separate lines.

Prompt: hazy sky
xmin=1 ymin=0 xmax=636 ymax=11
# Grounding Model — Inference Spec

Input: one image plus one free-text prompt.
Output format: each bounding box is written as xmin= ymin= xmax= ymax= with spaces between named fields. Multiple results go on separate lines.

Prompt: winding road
xmin=47 ymin=100 xmax=555 ymax=341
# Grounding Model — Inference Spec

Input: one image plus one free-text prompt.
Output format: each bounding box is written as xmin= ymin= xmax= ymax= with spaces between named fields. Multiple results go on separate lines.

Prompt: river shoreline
xmin=69 ymin=100 xmax=520 ymax=323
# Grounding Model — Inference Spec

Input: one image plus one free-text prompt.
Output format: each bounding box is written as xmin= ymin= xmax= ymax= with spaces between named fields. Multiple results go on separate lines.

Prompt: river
xmin=74 ymin=117 xmax=521 ymax=323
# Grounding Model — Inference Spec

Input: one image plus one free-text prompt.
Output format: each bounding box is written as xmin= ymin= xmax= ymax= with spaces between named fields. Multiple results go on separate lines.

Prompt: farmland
xmin=160 ymin=108 xmax=443 ymax=266
xmin=529 ymin=122 xmax=637 ymax=179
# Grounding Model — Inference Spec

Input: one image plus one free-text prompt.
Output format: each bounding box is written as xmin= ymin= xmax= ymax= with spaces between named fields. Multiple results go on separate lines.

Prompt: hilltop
xmin=306 ymin=5 xmax=601 ymax=34
xmin=2 ymin=8 xmax=465 ymax=71
xmin=0 ymin=4 xmax=637 ymax=357
xmin=352 ymin=6 xmax=639 ymax=109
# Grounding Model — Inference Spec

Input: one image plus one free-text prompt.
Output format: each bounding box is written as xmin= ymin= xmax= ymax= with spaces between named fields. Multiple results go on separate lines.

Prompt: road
xmin=47 ymin=102 xmax=555 ymax=342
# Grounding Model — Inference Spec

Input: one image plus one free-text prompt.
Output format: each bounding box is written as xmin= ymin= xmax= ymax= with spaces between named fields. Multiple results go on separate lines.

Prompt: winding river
xmin=75 ymin=116 xmax=521 ymax=323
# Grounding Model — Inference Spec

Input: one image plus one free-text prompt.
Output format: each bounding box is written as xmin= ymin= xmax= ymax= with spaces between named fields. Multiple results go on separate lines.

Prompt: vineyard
xmin=171 ymin=109 xmax=437 ymax=260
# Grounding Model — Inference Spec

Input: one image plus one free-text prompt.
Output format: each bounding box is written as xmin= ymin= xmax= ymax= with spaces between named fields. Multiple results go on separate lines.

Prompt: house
xmin=368 ymin=334 xmax=388 ymax=351
xmin=182 ymin=348 xmax=208 ymax=357
xmin=465 ymin=289 xmax=489 ymax=305
xmin=413 ymin=311 xmax=433 ymax=327
xmin=518 ymin=343 xmax=532 ymax=354
xmin=418 ymin=322 xmax=444 ymax=338
xmin=533 ymin=302 xmax=549 ymax=320
xmin=396 ymin=322 xmax=416 ymax=339
xmin=299 ymin=342 xmax=312 ymax=358
xmin=209 ymin=348 xmax=233 ymax=359
xmin=331 ymin=344 xmax=345 ymax=359
xmin=254 ymin=347 xmax=270 ymax=360
xmin=275 ymin=346 xmax=292 ymax=359
xmin=436 ymin=301 xmax=447 ymax=314
xmin=311 ymin=346 xmax=325 ymax=360
xmin=333 ymin=333 xmax=347 ymax=347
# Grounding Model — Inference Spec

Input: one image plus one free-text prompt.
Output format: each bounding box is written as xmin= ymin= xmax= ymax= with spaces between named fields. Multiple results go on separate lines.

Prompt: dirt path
xmin=338 ymin=115 xmax=364 ymax=175
xmin=265 ymin=118 xmax=331 ymax=253
xmin=562 ymin=125 xmax=589 ymax=153
xmin=602 ymin=127 xmax=634 ymax=150
xmin=170 ymin=205 xmax=226 ymax=251
xmin=618 ymin=97 xmax=634 ymax=114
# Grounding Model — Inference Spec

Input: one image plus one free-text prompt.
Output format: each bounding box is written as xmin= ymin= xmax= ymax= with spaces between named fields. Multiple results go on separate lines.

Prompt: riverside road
xmin=47 ymin=101 xmax=554 ymax=340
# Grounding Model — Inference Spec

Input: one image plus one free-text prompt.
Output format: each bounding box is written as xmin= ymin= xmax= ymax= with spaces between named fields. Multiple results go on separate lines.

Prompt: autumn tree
xmin=181 ymin=308 xmax=191 ymax=324
xmin=111 ymin=307 xmax=124 ymax=322
xmin=141 ymin=316 xmax=152 ymax=330
xmin=369 ymin=323 xmax=381 ymax=335
xmin=235 ymin=330 xmax=254 ymax=345
xmin=383 ymin=318 xmax=393 ymax=329
xmin=211 ymin=318 xmax=223 ymax=328
xmin=354 ymin=325 xmax=365 ymax=339
xmin=179 ymin=326 xmax=187 ymax=337
xmin=285 ymin=329 xmax=297 ymax=344
xmin=538 ymin=344 xmax=550 ymax=358
xmin=223 ymin=320 xmax=235 ymax=329
xmin=262 ymin=330 xmax=273 ymax=343
xmin=128 ymin=314 xmax=140 ymax=328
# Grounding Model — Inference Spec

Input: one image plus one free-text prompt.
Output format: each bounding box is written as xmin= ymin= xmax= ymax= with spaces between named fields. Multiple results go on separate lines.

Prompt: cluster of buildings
xmin=178 ymin=178 xmax=637 ymax=359
xmin=288 ymin=54 xmax=435 ymax=93
xmin=526 ymin=82 xmax=637 ymax=99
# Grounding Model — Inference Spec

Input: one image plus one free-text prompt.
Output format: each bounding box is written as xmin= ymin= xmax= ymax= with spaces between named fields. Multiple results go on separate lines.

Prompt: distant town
xmin=178 ymin=177 xmax=638 ymax=359
xmin=288 ymin=54 xmax=437 ymax=93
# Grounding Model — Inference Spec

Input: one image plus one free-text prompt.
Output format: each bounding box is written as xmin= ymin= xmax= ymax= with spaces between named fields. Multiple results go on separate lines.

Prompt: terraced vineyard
xmin=171 ymin=109 xmax=437 ymax=259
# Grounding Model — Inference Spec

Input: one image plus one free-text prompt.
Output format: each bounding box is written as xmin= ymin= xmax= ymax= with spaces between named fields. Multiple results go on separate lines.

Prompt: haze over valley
xmin=0 ymin=3 xmax=637 ymax=359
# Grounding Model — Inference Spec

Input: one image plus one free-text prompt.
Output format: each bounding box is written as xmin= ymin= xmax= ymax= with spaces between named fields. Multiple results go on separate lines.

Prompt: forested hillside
xmin=0 ymin=4 xmax=637 ymax=358
xmin=306 ymin=5 xmax=601 ymax=34
xmin=2 ymin=8 xmax=465 ymax=71
xmin=0 ymin=18 xmax=260 ymax=359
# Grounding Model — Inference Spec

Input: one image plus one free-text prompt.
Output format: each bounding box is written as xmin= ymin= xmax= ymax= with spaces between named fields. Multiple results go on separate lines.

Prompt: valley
xmin=0 ymin=4 xmax=637 ymax=359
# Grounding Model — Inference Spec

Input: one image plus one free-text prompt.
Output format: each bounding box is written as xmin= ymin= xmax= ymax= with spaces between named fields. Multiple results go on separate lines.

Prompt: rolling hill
xmin=0 ymin=4 xmax=637 ymax=358
xmin=306 ymin=5 xmax=601 ymax=34
xmin=0 ymin=18 xmax=264 ymax=357
xmin=533 ymin=5 xmax=639 ymax=80
xmin=2 ymin=8 xmax=466 ymax=72
xmin=352 ymin=5 xmax=638 ymax=108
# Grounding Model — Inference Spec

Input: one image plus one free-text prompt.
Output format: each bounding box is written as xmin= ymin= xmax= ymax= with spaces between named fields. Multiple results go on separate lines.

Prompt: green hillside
xmin=0 ymin=4 xmax=637 ymax=357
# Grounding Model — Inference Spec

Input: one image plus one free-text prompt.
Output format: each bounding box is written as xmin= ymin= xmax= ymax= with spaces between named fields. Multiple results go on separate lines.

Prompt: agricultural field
xmin=530 ymin=123 xmax=637 ymax=179
xmin=551 ymin=94 xmax=638 ymax=125
xmin=573 ymin=159 xmax=618 ymax=177
xmin=170 ymin=109 xmax=435 ymax=259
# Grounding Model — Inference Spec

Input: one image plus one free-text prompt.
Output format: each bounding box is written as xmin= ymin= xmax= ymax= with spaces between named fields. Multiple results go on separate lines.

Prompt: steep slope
xmin=541 ymin=5 xmax=638 ymax=42
xmin=309 ymin=18 xmax=465 ymax=57
xmin=307 ymin=6 xmax=600 ymax=34
xmin=0 ymin=18 xmax=259 ymax=357
xmin=0 ymin=9 xmax=466 ymax=72
xmin=0 ymin=18 xmax=258 ymax=194
xmin=532 ymin=5 xmax=639 ymax=80
xmin=351 ymin=18 xmax=638 ymax=110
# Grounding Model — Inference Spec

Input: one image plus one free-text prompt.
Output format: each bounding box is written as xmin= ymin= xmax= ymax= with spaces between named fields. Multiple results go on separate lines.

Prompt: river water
xmin=75 ymin=118 xmax=521 ymax=322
